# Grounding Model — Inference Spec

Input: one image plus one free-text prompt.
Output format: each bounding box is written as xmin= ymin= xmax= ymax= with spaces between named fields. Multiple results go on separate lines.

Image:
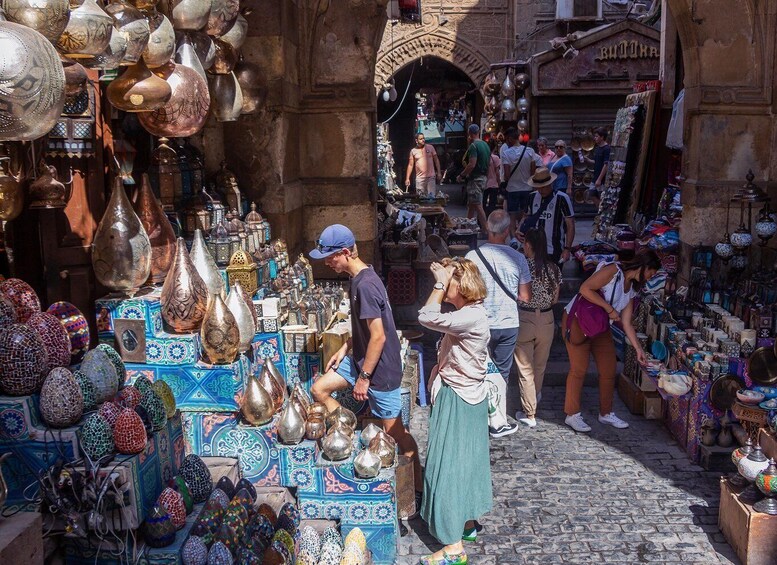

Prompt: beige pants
xmin=513 ymin=309 xmax=555 ymax=418
xmin=416 ymin=176 xmax=436 ymax=196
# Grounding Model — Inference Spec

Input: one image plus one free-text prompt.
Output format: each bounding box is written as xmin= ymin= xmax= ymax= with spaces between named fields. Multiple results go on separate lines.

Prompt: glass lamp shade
xmin=729 ymin=254 xmax=748 ymax=271
xmin=107 ymin=59 xmax=172 ymax=112
xmin=715 ymin=233 xmax=735 ymax=262
xmin=730 ymin=225 xmax=753 ymax=250
xmin=517 ymin=97 xmax=529 ymax=113
xmin=755 ymin=209 xmax=777 ymax=245
xmin=500 ymin=73 xmax=515 ymax=98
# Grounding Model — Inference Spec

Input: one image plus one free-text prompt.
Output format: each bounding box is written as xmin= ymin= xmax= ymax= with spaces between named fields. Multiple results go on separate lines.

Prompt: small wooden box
xmin=642 ymin=391 xmax=663 ymax=419
xmin=618 ymin=373 xmax=644 ymax=415
xmin=758 ymin=428 xmax=777 ymax=461
xmin=635 ymin=367 xmax=658 ymax=392
xmin=719 ymin=478 xmax=777 ymax=565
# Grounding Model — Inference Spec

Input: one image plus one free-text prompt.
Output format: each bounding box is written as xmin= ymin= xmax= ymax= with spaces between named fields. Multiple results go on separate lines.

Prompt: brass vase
xmin=104 ymin=0 xmax=150 ymax=65
xmin=225 ymin=281 xmax=255 ymax=353
xmin=133 ymin=174 xmax=175 ymax=285
xmin=368 ymin=432 xmax=396 ymax=468
xmin=2 ymin=0 xmax=70 ymax=43
xmin=29 ymin=162 xmax=68 ymax=209
xmin=200 ymin=293 xmax=239 ymax=364
xmin=305 ymin=415 xmax=325 ymax=440
xmin=205 ymin=0 xmax=239 ymax=37
xmin=139 ymin=62 xmax=210 ymax=138
xmin=218 ymin=12 xmax=246 ymax=50
xmin=264 ymin=357 xmax=288 ymax=404
xmin=277 ymin=401 xmax=305 ymax=445
xmin=189 ymin=228 xmax=224 ymax=296
xmin=234 ymin=59 xmax=264 ymax=115
xmin=159 ymin=0 xmax=210 ymax=30
xmin=142 ymin=11 xmax=175 ymax=68
xmin=321 ymin=427 xmax=352 ymax=462
xmin=210 ymin=72 xmax=242 ymax=122
xmin=257 ymin=362 xmax=284 ymax=413
xmin=0 ymin=158 xmax=23 ymax=221
xmin=175 ymin=32 xmax=207 ymax=82
xmin=160 ymin=237 xmax=208 ymax=332
xmin=92 ymin=178 xmax=152 ymax=293
xmin=241 ymin=375 xmax=274 ymax=425
xmin=86 ymin=26 xmax=128 ymax=71
xmin=56 ymin=0 xmax=112 ymax=58
xmin=0 ymin=15 xmax=66 ymax=142
xmin=107 ymin=58 xmax=172 ymax=112
xmin=208 ymin=38 xmax=237 ymax=74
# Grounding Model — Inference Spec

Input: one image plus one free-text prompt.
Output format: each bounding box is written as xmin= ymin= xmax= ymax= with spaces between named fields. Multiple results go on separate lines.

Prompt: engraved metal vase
xmin=209 ymin=71 xmax=242 ymax=122
xmin=159 ymin=0 xmax=209 ymax=30
xmin=321 ymin=427 xmax=352 ymax=462
xmin=263 ymin=357 xmax=288 ymax=403
xmin=205 ymin=0 xmax=239 ymax=37
xmin=160 ymin=237 xmax=208 ymax=331
xmin=226 ymin=280 xmax=255 ymax=353
xmin=218 ymin=11 xmax=246 ymax=49
xmin=305 ymin=415 xmax=325 ymax=440
xmin=104 ymin=0 xmax=150 ymax=65
xmin=142 ymin=11 xmax=174 ymax=68
xmin=2 ymin=0 xmax=70 ymax=42
xmin=257 ymin=362 xmax=284 ymax=413
xmin=326 ymin=406 xmax=356 ymax=430
xmin=175 ymin=31 xmax=207 ymax=82
xmin=353 ymin=448 xmax=381 ymax=479
xmin=277 ymin=401 xmax=305 ymax=445
xmin=208 ymin=38 xmax=236 ymax=74
xmin=133 ymin=173 xmax=175 ymax=285
xmin=86 ymin=25 xmax=128 ymax=71
xmin=29 ymin=162 xmax=68 ymax=208
xmin=200 ymin=292 xmax=239 ymax=364
xmin=368 ymin=432 xmax=396 ymax=468
xmin=241 ymin=375 xmax=273 ymax=425
xmin=0 ymin=15 xmax=65 ymax=141
xmin=184 ymin=30 xmax=214 ymax=71
xmin=0 ymin=158 xmax=23 ymax=221
xmin=107 ymin=58 xmax=172 ymax=112
xmin=234 ymin=58 xmax=264 ymax=114
xmin=92 ymin=178 xmax=152 ymax=293
xmin=139 ymin=62 xmax=210 ymax=138
xmin=359 ymin=423 xmax=382 ymax=448
xmin=189 ymin=228 xmax=224 ymax=296
xmin=326 ymin=419 xmax=354 ymax=440
xmin=56 ymin=0 xmax=112 ymax=58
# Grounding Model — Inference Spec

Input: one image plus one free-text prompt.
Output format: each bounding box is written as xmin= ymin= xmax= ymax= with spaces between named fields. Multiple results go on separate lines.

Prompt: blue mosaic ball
xmin=182 ymin=536 xmax=208 ymax=565
xmin=208 ymin=488 xmax=230 ymax=510
xmin=207 ymin=542 xmax=233 ymax=565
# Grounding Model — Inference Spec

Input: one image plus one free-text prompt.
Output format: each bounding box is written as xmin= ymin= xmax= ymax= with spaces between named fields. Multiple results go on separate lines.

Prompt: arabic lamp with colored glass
xmin=754 ymin=458 xmax=777 ymax=515
xmin=737 ymin=444 xmax=770 ymax=504
xmin=755 ymin=204 xmax=777 ymax=245
xmin=729 ymin=438 xmax=753 ymax=488
xmin=200 ymin=293 xmax=239 ymax=365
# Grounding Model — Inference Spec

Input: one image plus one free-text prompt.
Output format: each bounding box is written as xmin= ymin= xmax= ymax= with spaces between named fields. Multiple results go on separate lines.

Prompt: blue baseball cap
xmin=309 ymin=224 xmax=355 ymax=259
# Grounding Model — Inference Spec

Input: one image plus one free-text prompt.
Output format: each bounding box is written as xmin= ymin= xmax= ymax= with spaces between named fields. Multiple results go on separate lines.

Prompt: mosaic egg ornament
xmin=278 ymin=502 xmax=300 ymax=533
xmin=269 ymin=539 xmax=291 ymax=564
xmin=208 ymin=542 xmax=233 ymax=565
xmin=215 ymin=476 xmax=236 ymax=499
xmin=234 ymin=478 xmax=256 ymax=502
xmin=321 ymin=527 xmax=342 ymax=549
xmin=194 ymin=499 xmax=225 ymax=546
xmin=143 ymin=505 xmax=176 ymax=548
xmin=318 ymin=541 xmax=342 ymax=565
xmin=256 ymin=503 xmax=276 ymax=527
xmin=98 ymin=401 xmax=123 ymax=427
xmin=228 ymin=488 xmax=252 ymax=515
xmin=133 ymin=374 xmax=154 ymax=396
xmin=272 ymin=529 xmax=294 ymax=558
xmin=158 ymin=487 xmax=187 ymax=529
xmin=74 ymin=370 xmax=98 ymax=411
xmin=170 ymin=475 xmax=194 ymax=514
xmin=46 ymin=301 xmax=90 ymax=362
xmin=81 ymin=347 xmax=120 ymax=403
xmin=340 ymin=544 xmax=364 ymax=565
xmin=79 ymin=413 xmax=115 ymax=461
xmin=0 ymin=296 xmax=17 ymax=325
xmin=140 ymin=388 xmax=168 ymax=431
xmin=180 ymin=454 xmax=213 ymax=503
xmin=26 ymin=312 xmax=71 ymax=371
xmin=275 ymin=514 xmax=295 ymax=538
xmin=343 ymin=528 xmax=367 ymax=553
xmin=299 ymin=526 xmax=321 ymax=559
xmin=296 ymin=550 xmax=316 ymax=565
xmin=135 ymin=405 xmax=154 ymax=435
xmin=182 ymin=535 xmax=209 ymax=565
xmin=222 ymin=506 xmax=247 ymax=540
xmin=153 ymin=379 xmax=177 ymax=418
xmin=113 ymin=408 xmax=147 ymax=454
xmin=39 ymin=368 xmax=84 ymax=428
xmin=0 ymin=324 xmax=48 ymax=395
xmin=208 ymin=487 xmax=230 ymax=510
xmin=245 ymin=513 xmax=274 ymax=549
xmin=96 ymin=343 xmax=127 ymax=383
xmin=0 ymin=278 xmax=40 ymax=322
xmin=214 ymin=523 xmax=239 ymax=555
xmin=116 ymin=385 xmax=143 ymax=409
xmin=236 ymin=546 xmax=261 ymax=565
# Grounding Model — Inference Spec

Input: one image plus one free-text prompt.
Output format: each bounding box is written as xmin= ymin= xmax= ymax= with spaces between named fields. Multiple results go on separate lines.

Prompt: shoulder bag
xmin=475 ymin=248 xmax=518 ymax=306
xmin=566 ymin=269 xmax=622 ymax=341
xmin=498 ymin=144 xmax=528 ymax=191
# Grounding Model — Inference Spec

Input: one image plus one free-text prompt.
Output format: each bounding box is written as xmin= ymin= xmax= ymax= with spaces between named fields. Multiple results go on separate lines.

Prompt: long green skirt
xmin=421 ymin=384 xmax=493 ymax=545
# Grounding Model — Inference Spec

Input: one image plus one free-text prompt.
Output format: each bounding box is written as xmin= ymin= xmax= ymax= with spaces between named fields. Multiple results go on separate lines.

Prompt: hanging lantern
xmin=104 ymin=0 xmax=150 ymax=65
xmin=86 ymin=25 xmax=129 ymax=71
xmin=483 ymin=70 xmax=500 ymax=97
xmin=517 ymin=118 xmax=529 ymax=131
xmin=139 ymin=62 xmax=210 ymax=138
xmin=234 ymin=58 xmax=264 ymax=115
xmin=730 ymin=224 xmax=753 ymax=251
xmin=142 ymin=11 xmax=175 ymax=68
xmin=56 ymin=0 xmax=112 ymax=58
xmin=517 ymin=97 xmax=529 ymax=113
xmin=501 ymin=71 xmax=515 ymax=98
xmin=175 ymin=32 xmax=207 ymax=83
xmin=715 ymin=233 xmax=735 ymax=262
xmin=484 ymin=116 xmax=497 ymax=134
xmin=215 ymin=162 xmax=241 ymax=213
xmin=500 ymin=97 xmax=515 ymax=116
xmin=730 ymin=253 xmax=748 ymax=271
xmin=244 ymin=203 xmax=264 ymax=255
xmin=148 ymin=137 xmax=182 ymax=208
xmin=226 ymin=248 xmax=258 ymax=296
xmin=210 ymin=72 xmax=243 ymax=122
xmin=219 ymin=12 xmax=247 ymax=50
xmin=2 ymin=0 xmax=71 ymax=43
xmin=107 ymin=59 xmax=172 ymax=112
xmin=755 ymin=205 xmax=777 ymax=245
xmin=183 ymin=30 xmax=215 ymax=72
xmin=515 ymin=72 xmax=530 ymax=90
xmin=207 ymin=220 xmax=232 ymax=266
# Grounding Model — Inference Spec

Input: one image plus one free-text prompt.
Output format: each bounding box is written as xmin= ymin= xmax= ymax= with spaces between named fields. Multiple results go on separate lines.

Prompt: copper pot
xmin=209 ymin=72 xmax=242 ymax=122
xmin=29 ymin=162 xmax=69 ymax=209
xmin=3 ymin=0 xmax=70 ymax=43
xmin=218 ymin=12 xmax=246 ymax=50
xmin=104 ymin=0 xmax=150 ymax=65
xmin=205 ymin=0 xmax=239 ymax=37
xmin=107 ymin=58 xmax=172 ymax=112
xmin=208 ymin=38 xmax=237 ymax=74
xmin=133 ymin=173 xmax=176 ymax=284
xmin=159 ymin=0 xmax=209 ymax=31
xmin=139 ymin=62 xmax=210 ymax=138
xmin=160 ymin=237 xmax=208 ymax=332
xmin=56 ymin=0 xmax=112 ymax=58
xmin=142 ymin=11 xmax=175 ymax=68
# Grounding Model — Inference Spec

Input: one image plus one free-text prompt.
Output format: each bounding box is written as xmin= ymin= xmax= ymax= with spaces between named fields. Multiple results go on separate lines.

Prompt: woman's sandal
xmin=420 ymin=551 xmax=468 ymax=565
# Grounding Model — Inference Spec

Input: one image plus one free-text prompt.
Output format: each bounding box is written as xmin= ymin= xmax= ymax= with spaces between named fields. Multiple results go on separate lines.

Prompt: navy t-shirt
xmin=593 ymin=144 xmax=611 ymax=182
xmin=350 ymin=266 xmax=402 ymax=392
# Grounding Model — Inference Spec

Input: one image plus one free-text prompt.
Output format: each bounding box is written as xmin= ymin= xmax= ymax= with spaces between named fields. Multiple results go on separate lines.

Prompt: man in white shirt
xmin=466 ymin=209 xmax=532 ymax=438
xmin=500 ymin=128 xmax=543 ymax=242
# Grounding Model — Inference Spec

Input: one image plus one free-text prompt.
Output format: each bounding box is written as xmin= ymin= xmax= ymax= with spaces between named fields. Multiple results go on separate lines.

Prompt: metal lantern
xmin=148 ymin=137 xmax=181 ymax=208
xmin=755 ymin=204 xmax=777 ymax=245
xmin=517 ymin=118 xmax=529 ymax=131
xmin=500 ymin=97 xmax=515 ymax=116
xmin=500 ymin=71 xmax=515 ymax=98
xmin=244 ymin=203 xmax=264 ymax=254
xmin=207 ymin=220 xmax=232 ymax=266
xmin=517 ymin=97 xmax=529 ymax=113
xmin=515 ymin=72 xmax=530 ymax=90
xmin=226 ymin=248 xmax=258 ymax=296
xmin=714 ymin=233 xmax=735 ymax=262
xmin=482 ymin=70 xmax=500 ymax=97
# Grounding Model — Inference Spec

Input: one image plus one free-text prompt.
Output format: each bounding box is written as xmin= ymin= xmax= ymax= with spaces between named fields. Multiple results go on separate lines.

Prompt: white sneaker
xmin=519 ymin=416 xmax=537 ymax=428
xmin=565 ymin=413 xmax=591 ymax=433
xmin=598 ymin=412 xmax=629 ymax=429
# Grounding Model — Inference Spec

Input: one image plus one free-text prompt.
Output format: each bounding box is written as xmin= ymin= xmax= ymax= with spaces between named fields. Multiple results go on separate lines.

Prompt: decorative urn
xmin=277 ymin=401 xmax=305 ymax=445
xmin=240 ymin=376 xmax=274 ymax=425
xmin=737 ymin=444 xmax=770 ymax=503
xmin=353 ymin=448 xmax=381 ymax=479
xmin=199 ymin=293 xmax=239 ymax=364
xmin=160 ymin=238 xmax=208 ymax=332
xmin=321 ymin=426 xmax=353 ymax=462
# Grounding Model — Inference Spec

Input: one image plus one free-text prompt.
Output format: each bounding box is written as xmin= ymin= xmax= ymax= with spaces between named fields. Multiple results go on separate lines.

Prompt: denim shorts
xmin=335 ymin=356 xmax=402 ymax=419
xmin=506 ymin=191 xmax=534 ymax=213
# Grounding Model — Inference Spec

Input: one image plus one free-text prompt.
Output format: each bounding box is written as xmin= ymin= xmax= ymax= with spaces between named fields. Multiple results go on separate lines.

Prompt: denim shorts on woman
xmin=335 ymin=355 xmax=402 ymax=419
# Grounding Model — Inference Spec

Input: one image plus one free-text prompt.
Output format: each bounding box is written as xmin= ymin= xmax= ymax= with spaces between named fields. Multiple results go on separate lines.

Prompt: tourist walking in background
xmin=584 ymin=127 xmax=611 ymax=205
xmin=513 ymin=228 xmax=561 ymax=428
xmin=406 ymin=132 xmax=442 ymax=195
xmin=466 ymin=209 xmax=532 ymax=438
xmin=520 ymin=168 xmax=576 ymax=265
xmin=549 ymin=140 xmax=573 ymax=195
xmin=500 ymin=128 xmax=543 ymax=243
xmin=562 ymin=250 xmax=661 ymax=433
xmin=536 ymin=137 xmax=554 ymax=166
xmin=483 ymin=140 xmax=502 ymax=216
xmin=457 ymin=124 xmax=490 ymax=236
xmin=418 ymin=258 xmax=493 ymax=565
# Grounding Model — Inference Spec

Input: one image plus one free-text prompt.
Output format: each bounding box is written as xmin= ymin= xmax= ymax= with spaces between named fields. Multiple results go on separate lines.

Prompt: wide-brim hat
xmin=527 ymin=167 xmax=557 ymax=188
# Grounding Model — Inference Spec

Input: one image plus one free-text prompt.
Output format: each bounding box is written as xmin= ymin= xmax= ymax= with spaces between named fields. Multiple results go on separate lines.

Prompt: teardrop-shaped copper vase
xmin=263 ymin=357 xmax=287 ymax=403
xmin=160 ymin=238 xmax=208 ymax=332
xmin=257 ymin=363 xmax=284 ymax=413
xmin=107 ymin=58 xmax=172 ymax=112
xmin=92 ymin=178 xmax=152 ymax=293
xmin=139 ymin=62 xmax=210 ymax=138
xmin=241 ymin=375 xmax=274 ymax=425
xmin=133 ymin=173 xmax=175 ymax=284
xmin=225 ymin=281 xmax=255 ymax=353
xmin=200 ymin=293 xmax=239 ymax=364
xmin=277 ymin=401 xmax=305 ymax=445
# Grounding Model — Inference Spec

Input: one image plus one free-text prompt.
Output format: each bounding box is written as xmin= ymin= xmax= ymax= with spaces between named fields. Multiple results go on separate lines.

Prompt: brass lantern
xmin=183 ymin=192 xmax=210 ymax=236
xmin=244 ymin=202 xmax=263 ymax=254
xmin=226 ymin=247 xmax=258 ymax=296
xmin=207 ymin=220 xmax=232 ymax=266
xmin=204 ymin=183 xmax=226 ymax=226
xmin=224 ymin=209 xmax=243 ymax=258
xmin=148 ymin=137 xmax=181 ymax=208
xmin=215 ymin=161 xmax=241 ymax=214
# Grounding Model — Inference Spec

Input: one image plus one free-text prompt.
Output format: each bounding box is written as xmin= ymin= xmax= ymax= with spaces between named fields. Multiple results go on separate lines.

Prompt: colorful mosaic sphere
xmin=256 ymin=503 xmax=276 ymax=527
xmin=81 ymin=347 xmax=120 ymax=403
xmin=321 ymin=527 xmax=342 ymax=548
xmin=208 ymin=488 xmax=230 ymax=510
xmin=46 ymin=301 xmax=90 ymax=362
xmin=116 ymin=385 xmax=143 ymax=409
xmin=140 ymin=389 xmax=167 ymax=431
xmin=79 ymin=413 xmax=114 ymax=461
xmin=214 ymin=523 xmax=238 ymax=555
xmin=134 ymin=405 xmax=154 ymax=435
xmin=269 ymin=539 xmax=291 ymax=564
xmin=40 ymin=368 xmax=84 ymax=428
xmin=0 ymin=278 xmax=40 ymax=323
xmin=113 ymin=408 xmax=147 ymax=454
xmin=73 ymin=370 xmax=97 ymax=411
xmin=169 ymin=475 xmax=194 ymax=514
xmin=133 ymin=374 xmax=154 ymax=396
xmin=26 ymin=312 xmax=71 ymax=371
xmin=215 ymin=476 xmax=236 ymax=499
xmin=98 ymin=401 xmax=122 ymax=428
xmin=317 ymin=541 xmax=341 ymax=565
xmin=152 ymin=379 xmax=177 ymax=418
xmin=158 ymin=487 xmax=187 ymax=529
xmin=222 ymin=506 xmax=247 ymax=539
xmin=234 ymin=478 xmax=255 ymax=502
xmin=343 ymin=528 xmax=367 ymax=553
xmin=277 ymin=502 xmax=300 ymax=533
xmin=245 ymin=513 xmax=274 ymax=549
xmin=143 ymin=505 xmax=176 ymax=548
xmin=235 ymin=546 xmax=261 ymax=565
xmin=180 ymin=454 xmax=213 ymax=503
xmin=271 ymin=529 xmax=294 ymax=559
xmin=95 ymin=343 xmax=126 ymax=384
xmin=0 ymin=323 xmax=48 ymax=395
xmin=0 ymin=296 xmax=17 ymax=325
xmin=182 ymin=535 xmax=208 ymax=565
xmin=207 ymin=542 xmax=233 ymax=565
xmin=298 ymin=526 xmax=321 ymax=560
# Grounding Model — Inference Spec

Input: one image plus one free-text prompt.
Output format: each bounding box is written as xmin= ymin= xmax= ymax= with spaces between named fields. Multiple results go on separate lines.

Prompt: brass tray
xmin=748 ymin=347 xmax=777 ymax=386
xmin=709 ymin=373 xmax=745 ymax=412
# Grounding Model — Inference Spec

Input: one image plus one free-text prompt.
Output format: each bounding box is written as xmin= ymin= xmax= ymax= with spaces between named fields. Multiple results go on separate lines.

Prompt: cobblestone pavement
xmin=397 ymin=385 xmax=740 ymax=565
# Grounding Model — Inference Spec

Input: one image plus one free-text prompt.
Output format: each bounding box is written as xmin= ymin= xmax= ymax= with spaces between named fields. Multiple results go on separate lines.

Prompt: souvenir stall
xmin=0 ymin=3 xmax=404 ymax=564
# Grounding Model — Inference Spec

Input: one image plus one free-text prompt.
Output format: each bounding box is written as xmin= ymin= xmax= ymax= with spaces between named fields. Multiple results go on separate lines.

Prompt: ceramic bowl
xmin=753 ymin=386 xmax=777 ymax=400
xmin=759 ymin=398 xmax=777 ymax=410
xmin=737 ymin=389 xmax=765 ymax=405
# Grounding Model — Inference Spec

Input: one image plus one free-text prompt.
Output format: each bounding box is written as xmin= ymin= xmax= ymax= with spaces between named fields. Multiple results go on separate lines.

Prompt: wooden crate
xmin=719 ymin=478 xmax=777 ymax=565
xmin=643 ymin=391 xmax=663 ymax=419
xmin=618 ymin=373 xmax=644 ymax=415
xmin=758 ymin=428 xmax=777 ymax=461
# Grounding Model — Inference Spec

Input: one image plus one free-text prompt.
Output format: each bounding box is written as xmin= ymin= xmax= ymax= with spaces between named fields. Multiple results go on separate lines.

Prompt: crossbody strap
xmin=476 ymin=248 xmax=518 ymax=303
xmin=506 ymin=145 xmax=528 ymax=183
xmin=608 ymin=269 xmax=622 ymax=306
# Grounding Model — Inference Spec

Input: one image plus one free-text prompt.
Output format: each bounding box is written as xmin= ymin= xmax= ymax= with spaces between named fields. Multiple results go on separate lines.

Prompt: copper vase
xmin=264 ymin=357 xmax=288 ymax=404
xmin=104 ymin=0 xmax=151 ymax=65
xmin=257 ymin=362 xmax=284 ymax=413
xmin=56 ymin=0 xmax=112 ymax=58
xmin=0 ymin=158 xmax=23 ymax=221
xmin=92 ymin=178 xmax=152 ymax=293
xmin=277 ymin=401 xmax=305 ymax=445
xmin=189 ymin=228 xmax=224 ymax=296
xmin=2 ymin=0 xmax=70 ymax=43
xmin=208 ymin=38 xmax=237 ymax=74
xmin=218 ymin=12 xmax=246 ymax=50
xmin=133 ymin=174 xmax=175 ymax=285
xmin=160 ymin=237 xmax=208 ymax=332
xmin=107 ymin=58 xmax=172 ymax=112
xmin=226 ymin=281 xmax=255 ymax=353
xmin=210 ymin=72 xmax=243 ymax=122
xmin=142 ymin=11 xmax=175 ymax=68
xmin=305 ymin=415 xmax=325 ymax=440
xmin=200 ymin=293 xmax=239 ymax=364
xmin=205 ymin=0 xmax=239 ymax=37
xmin=139 ymin=62 xmax=210 ymax=138
xmin=241 ymin=375 xmax=274 ymax=425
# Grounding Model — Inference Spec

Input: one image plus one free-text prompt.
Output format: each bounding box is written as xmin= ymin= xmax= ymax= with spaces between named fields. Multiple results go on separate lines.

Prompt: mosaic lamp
xmin=754 ymin=458 xmax=777 ymax=515
xmin=755 ymin=204 xmax=777 ymax=245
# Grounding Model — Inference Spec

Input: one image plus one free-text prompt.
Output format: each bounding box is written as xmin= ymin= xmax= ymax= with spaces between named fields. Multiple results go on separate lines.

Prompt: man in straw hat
xmin=519 ymin=167 xmax=576 ymax=264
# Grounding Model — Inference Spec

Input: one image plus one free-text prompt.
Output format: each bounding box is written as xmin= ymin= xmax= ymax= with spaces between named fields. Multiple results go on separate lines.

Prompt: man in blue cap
xmin=309 ymin=224 xmax=423 ymax=507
